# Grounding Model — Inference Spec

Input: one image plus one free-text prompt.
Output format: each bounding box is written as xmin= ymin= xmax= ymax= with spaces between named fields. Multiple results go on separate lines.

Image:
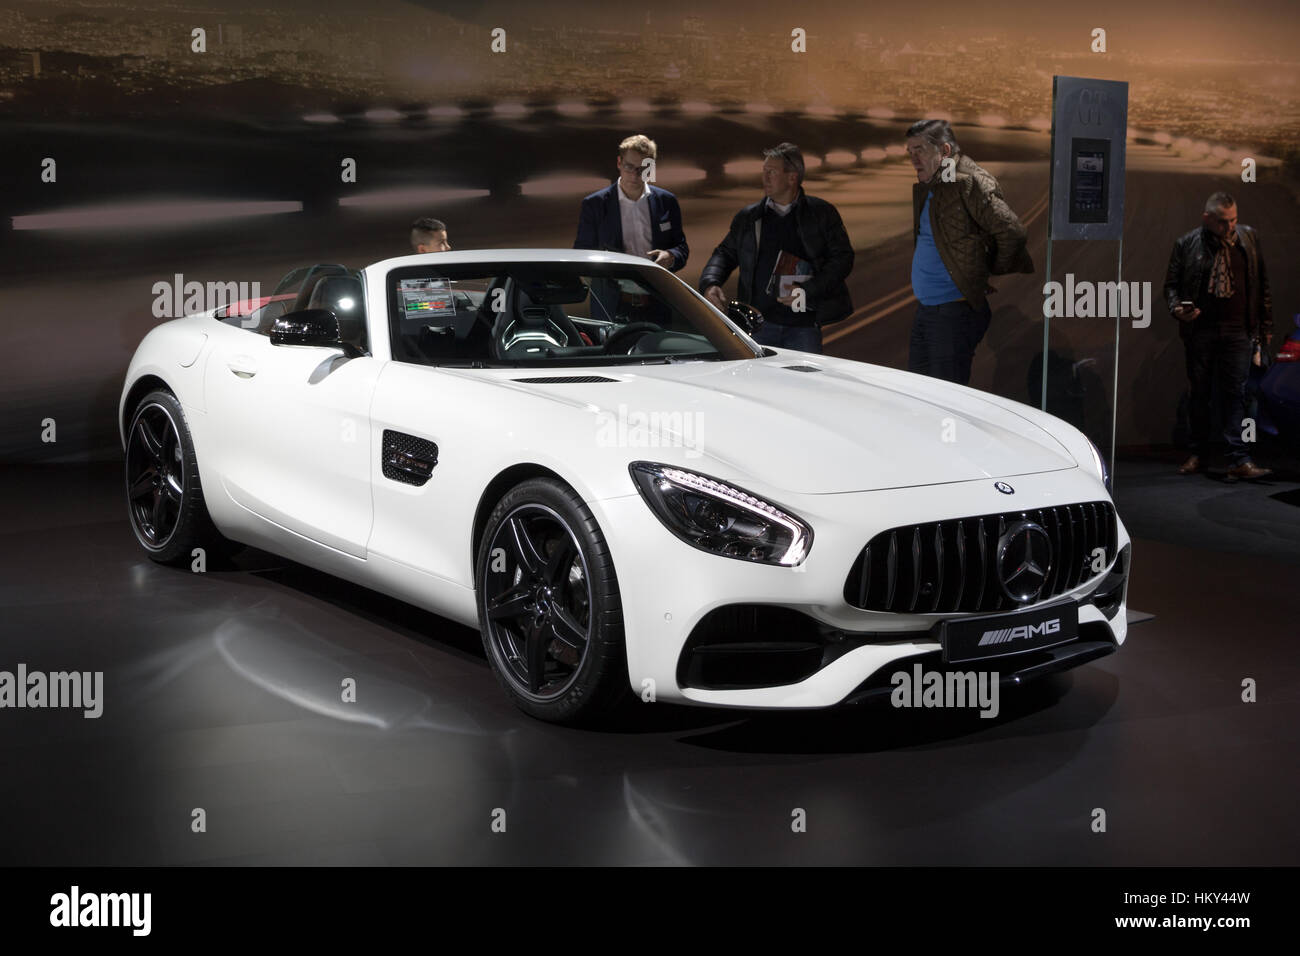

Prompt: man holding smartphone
xmin=1163 ymin=191 xmax=1273 ymax=479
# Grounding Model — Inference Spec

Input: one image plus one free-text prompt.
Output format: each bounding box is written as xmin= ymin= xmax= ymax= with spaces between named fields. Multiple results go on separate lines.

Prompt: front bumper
xmin=590 ymin=466 xmax=1130 ymax=709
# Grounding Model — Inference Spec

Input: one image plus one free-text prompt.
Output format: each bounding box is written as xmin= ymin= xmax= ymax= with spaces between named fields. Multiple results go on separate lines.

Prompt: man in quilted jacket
xmin=905 ymin=119 xmax=1033 ymax=385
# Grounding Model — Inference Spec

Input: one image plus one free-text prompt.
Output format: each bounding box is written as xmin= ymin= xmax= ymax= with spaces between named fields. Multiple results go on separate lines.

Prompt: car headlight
xmin=629 ymin=462 xmax=812 ymax=566
xmin=1087 ymin=439 xmax=1110 ymax=488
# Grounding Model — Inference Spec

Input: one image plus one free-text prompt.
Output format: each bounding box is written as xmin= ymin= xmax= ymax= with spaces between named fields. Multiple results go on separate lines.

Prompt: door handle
xmin=227 ymin=356 xmax=257 ymax=378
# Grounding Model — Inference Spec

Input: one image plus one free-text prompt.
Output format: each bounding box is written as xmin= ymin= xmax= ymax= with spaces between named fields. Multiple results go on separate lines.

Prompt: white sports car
xmin=121 ymin=250 xmax=1131 ymax=724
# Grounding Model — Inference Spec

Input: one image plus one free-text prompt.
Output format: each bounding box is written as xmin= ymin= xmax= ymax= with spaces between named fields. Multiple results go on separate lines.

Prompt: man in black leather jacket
xmin=1163 ymin=192 xmax=1273 ymax=480
xmin=700 ymin=143 xmax=853 ymax=353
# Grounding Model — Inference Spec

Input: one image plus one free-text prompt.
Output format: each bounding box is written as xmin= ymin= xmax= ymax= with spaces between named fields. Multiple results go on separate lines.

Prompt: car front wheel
xmin=476 ymin=478 xmax=630 ymax=724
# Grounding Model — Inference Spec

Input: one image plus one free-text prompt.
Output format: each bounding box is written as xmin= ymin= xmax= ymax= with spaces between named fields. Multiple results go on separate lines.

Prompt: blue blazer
xmin=573 ymin=183 xmax=689 ymax=272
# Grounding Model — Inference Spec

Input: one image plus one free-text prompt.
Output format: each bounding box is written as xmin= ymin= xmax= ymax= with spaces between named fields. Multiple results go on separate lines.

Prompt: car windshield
xmin=386 ymin=260 xmax=760 ymax=367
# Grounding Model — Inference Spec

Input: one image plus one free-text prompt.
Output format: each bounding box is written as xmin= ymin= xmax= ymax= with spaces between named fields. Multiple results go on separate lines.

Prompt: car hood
xmin=492 ymin=356 xmax=1079 ymax=495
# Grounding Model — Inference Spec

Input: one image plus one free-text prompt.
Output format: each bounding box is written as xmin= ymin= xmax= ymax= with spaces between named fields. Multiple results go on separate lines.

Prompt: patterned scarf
xmin=1207 ymin=229 xmax=1239 ymax=298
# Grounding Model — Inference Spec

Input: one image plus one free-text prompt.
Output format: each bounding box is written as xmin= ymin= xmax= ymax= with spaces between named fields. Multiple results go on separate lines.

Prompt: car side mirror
xmin=726 ymin=300 xmax=765 ymax=336
xmin=271 ymin=309 xmax=343 ymax=348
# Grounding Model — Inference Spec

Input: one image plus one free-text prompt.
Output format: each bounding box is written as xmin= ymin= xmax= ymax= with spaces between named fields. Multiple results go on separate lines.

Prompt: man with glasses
xmin=700 ymin=142 xmax=853 ymax=353
xmin=574 ymin=134 xmax=689 ymax=323
xmin=575 ymin=134 xmax=687 ymax=271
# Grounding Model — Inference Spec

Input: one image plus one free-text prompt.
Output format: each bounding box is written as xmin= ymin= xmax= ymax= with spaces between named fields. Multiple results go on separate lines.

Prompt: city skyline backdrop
xmin=1 ymin=0 xmax=1298 ymax=157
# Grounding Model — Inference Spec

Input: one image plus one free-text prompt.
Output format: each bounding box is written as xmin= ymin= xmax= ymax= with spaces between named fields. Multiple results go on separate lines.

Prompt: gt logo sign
xmin=978 ymin=618 xmax=1061 ymax=646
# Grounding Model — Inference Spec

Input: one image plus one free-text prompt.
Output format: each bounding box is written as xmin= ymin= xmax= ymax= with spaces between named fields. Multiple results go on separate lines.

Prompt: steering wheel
xmin=603 ymin=322 xmax=663 ymax=355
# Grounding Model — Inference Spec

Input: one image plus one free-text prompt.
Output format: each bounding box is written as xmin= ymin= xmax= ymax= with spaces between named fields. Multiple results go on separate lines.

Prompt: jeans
xmin=752 ymin=321 xmax=823 ymax=354
xmin=908 ymin=299 xmax=992 ymax=386
xmin=1184 ymin=327 xmax=1253 ymax=464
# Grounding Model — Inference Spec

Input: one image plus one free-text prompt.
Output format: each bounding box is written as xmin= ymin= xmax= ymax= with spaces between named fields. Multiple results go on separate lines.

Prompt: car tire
xmin=124 ymin=389 xmax=227 ymax=567
xmin=475 ymin=477 xmax=631 ymax=725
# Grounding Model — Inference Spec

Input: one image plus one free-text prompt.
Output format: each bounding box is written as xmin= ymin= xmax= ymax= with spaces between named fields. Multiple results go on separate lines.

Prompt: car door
xmin=203 ymin=321 xmax=380 ymax=559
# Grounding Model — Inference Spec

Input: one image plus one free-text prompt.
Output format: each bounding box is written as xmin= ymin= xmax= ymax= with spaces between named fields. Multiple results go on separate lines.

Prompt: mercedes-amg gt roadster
xmin=121 ymin=251 xmax=1131 ymax=724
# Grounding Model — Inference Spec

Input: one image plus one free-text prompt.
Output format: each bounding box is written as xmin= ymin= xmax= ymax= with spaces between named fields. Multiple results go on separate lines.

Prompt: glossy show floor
xmin=1 ymin=461 xmax=1297 ymax=866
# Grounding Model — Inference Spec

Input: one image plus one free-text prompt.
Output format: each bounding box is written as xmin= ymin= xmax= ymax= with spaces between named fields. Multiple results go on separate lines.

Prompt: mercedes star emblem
xmin=996 ymin=520 xmax=1053 ymax=603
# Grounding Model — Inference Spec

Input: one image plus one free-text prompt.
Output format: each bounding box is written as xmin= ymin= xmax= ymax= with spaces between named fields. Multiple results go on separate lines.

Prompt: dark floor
xmin=0 ymin=461 xmax=1297 ymax=865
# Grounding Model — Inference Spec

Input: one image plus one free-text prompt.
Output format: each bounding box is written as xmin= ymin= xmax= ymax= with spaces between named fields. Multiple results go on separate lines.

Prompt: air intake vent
xmin=783 ymin=364 xmax=821 ymax=373
xmin=843 ymin=502 xmax=1118 ymax=614
xmin=382 ymin=430 xmax=439 ymax=487
xmin=512 ymin=375 xmax=618 ymax=384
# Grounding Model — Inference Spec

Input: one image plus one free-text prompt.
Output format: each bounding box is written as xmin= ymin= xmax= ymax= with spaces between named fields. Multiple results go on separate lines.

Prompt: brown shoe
xmin=1178 ymin=455 xmax=1201 ymax=474
xmin=1226 ymin=460 xmax=1273 ymax=480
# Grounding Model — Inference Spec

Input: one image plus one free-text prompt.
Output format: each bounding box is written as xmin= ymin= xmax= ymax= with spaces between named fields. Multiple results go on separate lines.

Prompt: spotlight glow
xmin=723 ymin=158 xmax=764 ymax=177
xmin=337 ymin=187 xmax=491 ymax=209
xmin=520 ymin=173 xmax=611 ymax=198
xmin=12 ymin=199 xmax=303 ymax=231
xmin=654 ymin=164 xmax=707 ymax=184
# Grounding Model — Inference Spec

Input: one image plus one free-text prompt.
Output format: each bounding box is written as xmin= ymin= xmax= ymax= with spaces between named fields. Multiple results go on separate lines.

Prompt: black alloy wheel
xmin=125 ymin=389 xmax=224 ymax=566
xmin=476 ymin=479 xmax=629 ymax=724
xmin=126 ymin=400 xmax=185 ymax=550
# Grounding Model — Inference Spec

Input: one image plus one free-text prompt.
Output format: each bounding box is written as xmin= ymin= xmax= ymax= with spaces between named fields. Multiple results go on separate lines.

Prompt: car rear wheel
xmin=125 ymin=389 xmax=225 ymax=566
xmin=476 ymin=478 xmax=630 ymax=724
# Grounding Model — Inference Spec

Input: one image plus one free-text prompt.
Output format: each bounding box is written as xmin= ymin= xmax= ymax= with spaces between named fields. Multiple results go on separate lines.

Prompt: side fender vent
xmin=783 ymin=364 xmax=822 ymax=373
xmin=382 ymin=430 xmax=439 ymax=486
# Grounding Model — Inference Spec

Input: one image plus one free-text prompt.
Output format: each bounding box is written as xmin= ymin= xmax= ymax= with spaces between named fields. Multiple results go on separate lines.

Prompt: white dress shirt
xmin=617 ymin=181 xmax=653 ymax=258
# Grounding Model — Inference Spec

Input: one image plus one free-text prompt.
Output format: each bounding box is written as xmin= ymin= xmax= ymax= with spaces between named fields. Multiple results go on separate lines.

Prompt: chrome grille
xmin=843 ymin=502 xmax=1118 ymax=614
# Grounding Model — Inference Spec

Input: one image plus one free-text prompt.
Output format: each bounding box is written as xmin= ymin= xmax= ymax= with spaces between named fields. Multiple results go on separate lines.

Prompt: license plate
xmin=939 ymin=600 xmax=1079 ymax=664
